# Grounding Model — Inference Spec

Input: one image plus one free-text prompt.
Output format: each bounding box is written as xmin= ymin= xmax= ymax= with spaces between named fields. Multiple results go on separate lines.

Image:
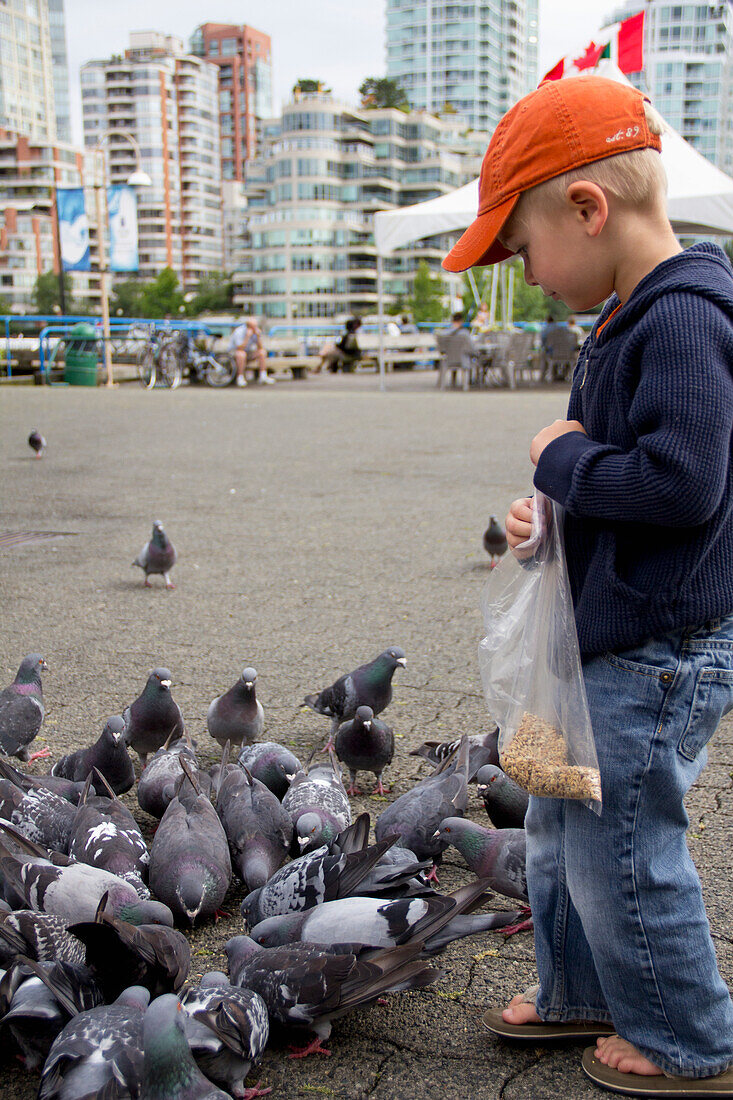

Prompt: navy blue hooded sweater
xmin=534 ymin=243 xmax=733 ymax=657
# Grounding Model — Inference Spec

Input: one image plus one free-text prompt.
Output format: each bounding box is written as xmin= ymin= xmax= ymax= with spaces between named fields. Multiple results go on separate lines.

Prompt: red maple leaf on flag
xmin=573 ymin=40 xmax=605 ymax=70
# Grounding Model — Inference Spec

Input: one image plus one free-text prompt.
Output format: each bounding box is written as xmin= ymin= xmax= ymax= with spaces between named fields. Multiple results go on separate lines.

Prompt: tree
xmin=186 ymin=271 xmax=234 ymax=316
xmin=32 ymin=270 xmax=74 ymax=315
xmin=409 ymin=260 xmax=446 ymax=323
xmin=359 ymin=77 xmax=410 ymax=111
xmin=138 ymin=268 xmax=184 ymax=319
xmin=110 ymin=278 xmax=144 ymax=318
xmin=293 ymin=78 xmax=331 ymax=96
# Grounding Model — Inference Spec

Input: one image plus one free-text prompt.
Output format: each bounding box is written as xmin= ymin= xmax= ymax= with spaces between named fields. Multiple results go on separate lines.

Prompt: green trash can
xmin=64 ymin=323 xmax=99 ymax=386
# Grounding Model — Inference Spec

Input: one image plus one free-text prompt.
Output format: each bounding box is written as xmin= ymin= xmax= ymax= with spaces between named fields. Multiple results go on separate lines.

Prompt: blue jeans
xmin=526 ymin=614 xmax=733 ymax=1078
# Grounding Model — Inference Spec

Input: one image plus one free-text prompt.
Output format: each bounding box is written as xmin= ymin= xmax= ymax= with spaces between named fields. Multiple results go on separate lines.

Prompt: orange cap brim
xmin=442 ymin=193 xmax=519 ymax=272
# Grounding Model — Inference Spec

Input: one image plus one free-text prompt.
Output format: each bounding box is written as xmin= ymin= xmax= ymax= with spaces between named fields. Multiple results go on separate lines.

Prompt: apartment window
xmin=221 ymin=38 xmax=238 ymax=56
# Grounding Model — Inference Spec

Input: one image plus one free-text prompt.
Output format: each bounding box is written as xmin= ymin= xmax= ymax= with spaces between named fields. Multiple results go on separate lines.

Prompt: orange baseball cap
xmin=442 ymin=76 xmax=662 ymax=272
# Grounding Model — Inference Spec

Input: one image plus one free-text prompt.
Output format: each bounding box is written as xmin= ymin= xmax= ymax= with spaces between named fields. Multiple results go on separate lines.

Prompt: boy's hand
xmin=506 ymin=497 xmax=534 ymax=558
xmin=530 ymin=420 xmax=586 ymax=466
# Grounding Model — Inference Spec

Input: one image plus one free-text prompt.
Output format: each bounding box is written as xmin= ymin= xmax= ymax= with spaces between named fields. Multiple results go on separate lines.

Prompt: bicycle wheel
xmin=137 ymin=346 xmax=156 ymax=389
xmin=205 ymin=353 xmax=237 ymax=388
xmin=158 ymin=346 xmax=182 ymax=390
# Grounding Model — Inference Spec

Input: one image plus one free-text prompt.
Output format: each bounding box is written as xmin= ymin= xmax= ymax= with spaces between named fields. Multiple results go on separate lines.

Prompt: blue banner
xmin=57 ymin=187 xmax=90 ymax=271
xmin=107 ymin=184 xmax=139 ymax=272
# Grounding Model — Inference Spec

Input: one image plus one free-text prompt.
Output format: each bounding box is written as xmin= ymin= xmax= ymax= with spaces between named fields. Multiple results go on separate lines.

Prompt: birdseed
xmin=500 ymin=712 xmax=602 ymax=801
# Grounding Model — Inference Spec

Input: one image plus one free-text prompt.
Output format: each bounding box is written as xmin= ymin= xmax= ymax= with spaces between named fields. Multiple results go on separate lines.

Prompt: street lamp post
xmin=92 ymin=131 xmax=151 ymax=387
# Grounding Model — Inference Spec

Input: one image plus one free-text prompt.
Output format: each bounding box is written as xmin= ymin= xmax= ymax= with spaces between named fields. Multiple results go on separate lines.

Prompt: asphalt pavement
xmin=0 ymin=369 xmax=731 ymax=1100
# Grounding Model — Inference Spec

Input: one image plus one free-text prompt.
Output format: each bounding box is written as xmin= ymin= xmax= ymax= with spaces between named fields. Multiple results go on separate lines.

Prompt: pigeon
xmin=137 ymin=733 xmax=199 ymax=818
xmin=432 ymin=818 xmax=528 ymax=903
xmin=0 ymin=756 xmax=94 ymax=804
xmin=247 ymin=878 xmax=522 ymax=957
xmin=240 ymin=832 xmax=397 ymax=928
xmin=483 ymin=514 xmax=508 ymax=567
xmin=37 ymin=985 xmax=150 ymax=1100
xmin=140 ymin=993 xmax=233 ymax=1099
xmin=226 ymin=934 xmax=439 ymax=1058
xmin=236 ymin=741 xmax=302 ymax=800
xmin=122 ymin=668 xmax=185 ymax=767
xmin=304 ymin=645 xmax=406 ymax=750
xmin=0 ymin=820 xmax=174 ymax=927
xmin=148 ymin=769 xmax=232 ymax=927
xmin=0 ymin=652 xmax=51 ymax=762
xmin=0 ymin=776 xmax=77 ymax=853
xmin=216 ymin=765 xmax=293 ymax=891
xmin=476 ymin=764 xmax=529 ymax=829
xmin=133 ymin=519 xmax=177 ymax=589
xmin=352 ymin=845 xmax=435 ymax=899
xmin=282 ymin=753 xmax=352 ymax=853
xmin=67 ymin=774 xmax=150 ymax=895
xmin=334 ymin=705 xmax=395 ymax=796
xmin=375 ymin=734 xmax=471 ymax=883
xmin=28 ymin=429 xmax=46 ymax=458
xmin=51 ymin=715 xmax=135 ymax=794
xmin=0 ymin=909 xmax=87 ymax=968
xmin=181 ymin=972 xmax=270 ymax=1099
xmin=207 ymin=666 xmax=265 ymax=750
xmin=410 ymin=727 xmax=500 ymax=777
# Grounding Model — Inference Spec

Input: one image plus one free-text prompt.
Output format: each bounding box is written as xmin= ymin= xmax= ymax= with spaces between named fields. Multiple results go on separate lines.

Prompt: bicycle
xmin=160 ymin=330 xmax=237 ymax=388
xmin=136 ymin=328 xmax=182 ymax=389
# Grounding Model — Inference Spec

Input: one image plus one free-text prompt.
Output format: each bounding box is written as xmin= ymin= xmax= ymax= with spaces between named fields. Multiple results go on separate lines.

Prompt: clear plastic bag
xmin=478 ymin=492 xmax=602 ymax=813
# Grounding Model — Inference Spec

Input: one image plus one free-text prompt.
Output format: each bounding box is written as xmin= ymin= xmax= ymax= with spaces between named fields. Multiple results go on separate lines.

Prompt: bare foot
xmin=501 ymin=992 xmax=542 ymax=1026
xmin=594 ymin=1035 xmax=662 ymax=1075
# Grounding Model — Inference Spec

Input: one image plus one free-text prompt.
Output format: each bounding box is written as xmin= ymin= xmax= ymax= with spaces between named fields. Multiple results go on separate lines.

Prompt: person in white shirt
xmin=228 ymin=317 xmax=274 ymax=386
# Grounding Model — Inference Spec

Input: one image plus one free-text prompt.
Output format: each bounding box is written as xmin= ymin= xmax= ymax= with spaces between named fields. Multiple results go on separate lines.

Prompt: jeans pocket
xmin=678 ymin=667 xmax=733 ymax=761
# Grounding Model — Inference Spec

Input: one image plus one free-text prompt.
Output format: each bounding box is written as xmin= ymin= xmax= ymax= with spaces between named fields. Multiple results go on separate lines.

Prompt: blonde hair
xmin=509 ymin=100 xmax=667 ymax=227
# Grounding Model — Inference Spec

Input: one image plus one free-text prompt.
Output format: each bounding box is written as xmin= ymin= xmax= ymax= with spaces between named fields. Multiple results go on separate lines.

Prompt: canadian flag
xmin=542 ymin=11 xmax=645 ymax=83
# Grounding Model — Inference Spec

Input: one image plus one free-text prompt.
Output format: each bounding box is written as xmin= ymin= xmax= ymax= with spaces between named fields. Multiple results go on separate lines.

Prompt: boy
xmin=443 ymin=75 xmax=733 ymax=1095
xmin=229 ymin=317 xmax=274 ymax=386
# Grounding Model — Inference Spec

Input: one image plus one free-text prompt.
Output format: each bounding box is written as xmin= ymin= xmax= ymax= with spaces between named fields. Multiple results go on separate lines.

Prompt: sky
xmin=64 ymin=0 xmax=617 ymax=145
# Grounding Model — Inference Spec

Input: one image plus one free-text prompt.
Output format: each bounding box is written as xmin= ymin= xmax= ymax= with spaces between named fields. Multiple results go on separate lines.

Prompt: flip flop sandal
xmin=482 ymin=985 xmax=614 ymax=1042
xmin=582 ymin=1046 xmax=733 ymax=1097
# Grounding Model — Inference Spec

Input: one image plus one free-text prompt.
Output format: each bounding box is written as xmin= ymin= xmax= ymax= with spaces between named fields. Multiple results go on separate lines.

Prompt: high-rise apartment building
xmin=385 ymin=0 xmax=538 ymax=133
xmin=81 ymin=32 xmax=223 ymax=289
xmin=190 ymin=23 xmax=273 ymax=180
xmin=610 ymin=1 xmax=733 ymax=172
xmin=0 ymin=0 xmax=57 ymax=141
xmin=233 ymin=90 xmax=484 ymax=320
xmin=48 ymin=0 xmax=71 ymax=143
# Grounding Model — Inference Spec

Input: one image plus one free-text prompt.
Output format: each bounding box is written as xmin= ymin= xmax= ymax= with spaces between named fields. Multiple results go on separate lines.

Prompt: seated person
xmin=472 ymin=301 xmax=491 ymax=331
xmin=317 ymin=317 xmax=363 ymax=373
xmin=229 ymin=317 xmax=274 ymax=386
xmin=399 ymin=314 xmax=419 ymax=334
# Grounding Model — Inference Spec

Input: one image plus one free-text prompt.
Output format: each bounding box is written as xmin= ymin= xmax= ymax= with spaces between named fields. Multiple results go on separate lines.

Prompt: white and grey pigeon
xmin=216 ymin=765 xmax=293 ymax=891
xmin=247 ymin=878 xmax=522 ymax=957
xmin=28 ymin=429 xmax=46 ymax=458
xmin=236 ymin=741 xmax=302 ymax=801
xmin=0 ymin=909 xmax=86 ymax=968
xmin=122 ymin=668 xmax=185 ymax=767
xmin=334 ymin=705 xmax=395 ymax=796
xmin=51 ymin=715 xmax=135 ymax=794
xmin=207 ymin=666 xmax=265 ymax=750
xmin=37 ymin=984 xmax=150 ymax=1100
xmin=0 ymin=652 xmax=51 ymax=762
xmin=0 ymin=756 xmax=92 ymax=805
xmin=304 ymin=645 xmax=406 ymax=751
xmin=281 ymin=752 xmax=352 ymax=853
xmin=181 ymin=971 xmax=270 ymax=1099
xmin=410 ymin=727 xmax=500 ymax=779
xmin=137 ymin=734 xmax=200 ymax=819
xmin=0 ymin=776 xmax=77 ymax=853
xmin=133 ymin=519 xmax=177 ymax=589
xmin=67 ymin=777 xmax=150 ymax=897
xmin=140 ymin=993 xmax=233 ymax=1099
xmin=226 ymin=935 xmax=439 ymax=1059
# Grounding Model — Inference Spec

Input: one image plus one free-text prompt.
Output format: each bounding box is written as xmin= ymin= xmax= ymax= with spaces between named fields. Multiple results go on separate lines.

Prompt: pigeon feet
xmin=371 ymin=780 xmax=392 ymax=796
xmin=288 ymin=1036 xmax=332 ymax=1059
xmin=213 ymin=908 xmax=232 ymax=923
xmin=144 ymin=579 xmax=152 ymax=588
xmin=346 ymin=784 xmax=363 ymax=796
xmin=320 ymin=740 xmax=335 ymax=754
xmin=424 ymin=864 xmax=441 ymax=886
xmin=27 ymin=746 xmax=51 ymax=762
xmin=501 ymin=906 xmax=533 ymax=936
xmin=240 ymin=1082 xmax=273 ymax=1099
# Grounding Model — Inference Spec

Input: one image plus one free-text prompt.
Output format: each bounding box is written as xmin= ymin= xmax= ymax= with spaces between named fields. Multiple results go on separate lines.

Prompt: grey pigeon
xmin=432 ymin=818 xmax=528 ymax=903
xmin=483 ymin=514 xmax=508 ymax=567
xmin=0 ymin=652 xmax=51 ymax=762
xmin=410 ymin=727 xmax=500 ymax=777
xmin=148 ymin=775 xmax=231 ymax=927
xmin=140 ymin=993 xmax=232 ymax=1099
xmin=0 ymin=756 xmax=93 ymax=804
xmin=282 ymin=753 xmax=352 ymax=853
xmin=237 ymin=741 xmax=302 ymax=800
xmin=28 ymin=429 xmax=46 ymax=458
xmin=207 ymin=666 xmax=265 ymax=750
xmin=226 ymin=934 xmax=439 ymax=1058
xmin=51 ymin=715 xmax=135 ymax=794
xmin=476 ymin=764 xmax=529 ymax=829
xmin=0 ymin=777 xmax=77 ymax=853
xmin=334 ymin=705 xmax=395 ymax=796
xmin=181 ymin=972 xmax=270 ymax=1098
xmin=122 ymin=668 xmax=185 ymax=767
xmin=137 ymin=733 xmax=199 ymax=818
xmin=240 ymin=831 xmax=397 ymax=928
xmin=374 ymin=734 xmax=471 ymax=883
xmin=0 ymin=909 xmax=86 ymax=968
xmin=67 ymin=776 xmax=150 ymax=895
xmin=38 ymin=985 xmax=150 ymax=1100
xmin=0 ymin=820 xmax=174 ymax=926
xmin=216 ymin=765 xmax=293 ymax=891
xmin=248 ymin=878 xmax=521 ymax=957
xmin=353 ymin=845 xmax=435 ymax=899
xmin=133 ymin=520 xmax=177 ymax=589
xmin=304 ymin=645 xmax=406 ymax=750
